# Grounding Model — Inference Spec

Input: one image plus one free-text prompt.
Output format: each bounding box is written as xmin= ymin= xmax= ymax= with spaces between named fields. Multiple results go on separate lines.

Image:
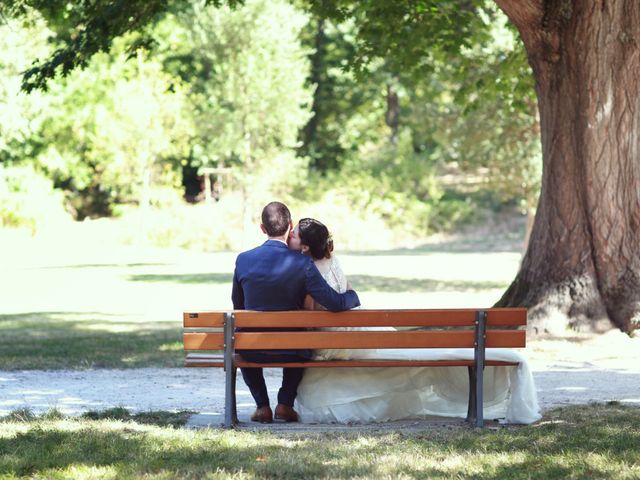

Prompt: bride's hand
xmin=303 ymin=294 xmax=316 ymax=310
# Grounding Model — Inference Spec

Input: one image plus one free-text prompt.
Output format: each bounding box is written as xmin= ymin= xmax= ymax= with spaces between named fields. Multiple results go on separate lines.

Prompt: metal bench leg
xmin=474 ymin=310 xmax=487 ymax=428
xmin=230 ymin=366 xmax=238 ymax=424
xmin=223 ymin=312 xmax=237 ymax=428
xmin=466 ymin=366 xmax=477 ymax=424
xmin=475 ymin=359 xmax=484 ymax=428
xmin=224 ymin=364 xmax=238 ymax=428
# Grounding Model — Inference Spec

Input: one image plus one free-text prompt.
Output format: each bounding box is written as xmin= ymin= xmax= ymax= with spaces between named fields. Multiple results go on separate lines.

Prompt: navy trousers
xmin=238 ymin=349 xmax=312 ymax=408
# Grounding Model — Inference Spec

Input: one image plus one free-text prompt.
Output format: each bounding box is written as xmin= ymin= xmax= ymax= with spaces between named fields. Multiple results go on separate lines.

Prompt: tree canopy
xmin=13 ymin=0 xmax=637 ymax=334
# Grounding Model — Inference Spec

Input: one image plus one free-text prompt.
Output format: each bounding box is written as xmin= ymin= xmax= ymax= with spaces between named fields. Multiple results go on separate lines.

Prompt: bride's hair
xmin=298 ymin=218 xmax=333 ymax=260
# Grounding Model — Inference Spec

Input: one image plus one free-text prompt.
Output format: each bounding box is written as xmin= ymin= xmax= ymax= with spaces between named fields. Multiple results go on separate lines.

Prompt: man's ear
xmin=301 ymin=245 xmax=310 ymax=254
xmin=260 ymin=224 xmax=267 ymax=234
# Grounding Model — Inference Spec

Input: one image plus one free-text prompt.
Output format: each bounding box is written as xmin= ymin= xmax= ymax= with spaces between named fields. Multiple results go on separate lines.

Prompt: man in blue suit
xmin=232 ymin=201 xmax=360 ymax=423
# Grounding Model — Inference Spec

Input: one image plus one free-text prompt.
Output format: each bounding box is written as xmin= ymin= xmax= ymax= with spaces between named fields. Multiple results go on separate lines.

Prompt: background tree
xmin=159 ymin=0 xmax=313 ymax=239
xmin=297 ymin=17 xmax=390 ymax=172
xmin=0 ymin=14 xmax=52 ymax=166
xmin=425 ymin=14 xmax=542 ymax=246
xmin=492 ymin=1 xmax=640 ymax=334
xmin=0 ymin=15 xmax=69 ymax=228
xmin=304 ymin=0 xmax=640 ymax=333
xmin=36 ymin=43 xmax=189 ymax=218
xmin=6 ymin=0 xmax=631 ymax=334
xmin=296 ymin=6 xmax=539 ymax=238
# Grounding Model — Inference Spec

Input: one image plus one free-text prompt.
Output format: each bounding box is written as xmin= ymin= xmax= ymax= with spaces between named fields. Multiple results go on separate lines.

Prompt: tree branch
xmin=493 ymin=0 xmax=557 ymax=63
xmin=492 ymin=0 xmax=544 ymax=31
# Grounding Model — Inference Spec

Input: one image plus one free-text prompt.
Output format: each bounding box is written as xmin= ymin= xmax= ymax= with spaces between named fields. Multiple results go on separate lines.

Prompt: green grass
xmin=0 ymin=237 xmax=520 ymax=370
xmin=126 ymin=272 xmax=506 ymax=292
xmin=0 ymin=404 xmax=638 ymax=479
xmin=42 ymin=263 xmax=171 ymax=270
xmin=0 ymin=312 xmax=183 ymax=370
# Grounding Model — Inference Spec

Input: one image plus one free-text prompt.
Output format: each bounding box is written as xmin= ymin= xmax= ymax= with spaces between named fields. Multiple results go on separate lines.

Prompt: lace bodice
xmin=315 ymin=257 xmax=348 ymax=293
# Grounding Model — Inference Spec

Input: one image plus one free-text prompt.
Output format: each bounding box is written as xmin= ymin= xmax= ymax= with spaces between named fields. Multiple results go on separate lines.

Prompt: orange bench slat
xmin=233 ymin=308 xmax=526 ymax=328
xmin=183 ymin=309 xmax=527 ymax=328
xmin=183 ymin=353 xmax=520 ymax=368
xmin=183 ymin=312 xmax=225 ymax=328
xmin=183 ymin=332 xmax=224 ymax=350
xmin=183 ymin=329 xmax=525 ymax=351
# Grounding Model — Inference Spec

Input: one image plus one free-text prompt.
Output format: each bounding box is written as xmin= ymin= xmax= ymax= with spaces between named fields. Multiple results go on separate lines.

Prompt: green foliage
xmin=0 ymin=0 xmax=541 ymax=242
xmin=0 ymin=0 xmax=223 ymax=91
xmin=0 ymin=12 xmax=190 ymax=220
xmin=35 ymin=41 xmax=189 ymax=219
xmin=0 ymin=16 xmax=53 ymax=166
xmin=431 ymin=8 xmax=541 ymax=210
xmin=308 ymin=1 xmax=492 ymax=79
xmin=295 ymin=3 xmax=539 ymax=230
xmin=161 ymin=0 xmax=314 ymax=202
xmin=302 ymin=128 xmax=476 ymax=237
xmin=3 ymin=1 xmax=494 ymax=92
xmin=2 ymin=408 xmax=35 ymax=422
xmin=0 ymin=165 xmax=70 ymax=231
xmin=297 ymin=18 xmax=386 ymax=171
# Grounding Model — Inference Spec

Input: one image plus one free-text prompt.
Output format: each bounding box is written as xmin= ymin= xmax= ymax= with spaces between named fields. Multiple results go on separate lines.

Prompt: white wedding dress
xmin=295 ymin=256 xmax=541 ymax=424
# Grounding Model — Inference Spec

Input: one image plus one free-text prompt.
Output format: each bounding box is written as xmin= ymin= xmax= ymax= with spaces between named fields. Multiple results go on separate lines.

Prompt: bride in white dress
xmin=287 ymin=218 xmax=541 ymax=425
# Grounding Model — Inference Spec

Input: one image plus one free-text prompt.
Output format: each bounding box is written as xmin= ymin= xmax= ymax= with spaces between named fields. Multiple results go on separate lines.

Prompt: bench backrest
xmin=183 ymin=309 xmax=527 ymax=352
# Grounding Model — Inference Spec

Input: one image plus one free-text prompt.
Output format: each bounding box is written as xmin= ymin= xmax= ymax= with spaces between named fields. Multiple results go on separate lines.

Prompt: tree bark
xmin=386 ymin=79 xmax=399 ymax=144
xmin=300 ymin=18 xmax=329 ymax=170
xmin=494 ymin=0 xmax=640 ymax=334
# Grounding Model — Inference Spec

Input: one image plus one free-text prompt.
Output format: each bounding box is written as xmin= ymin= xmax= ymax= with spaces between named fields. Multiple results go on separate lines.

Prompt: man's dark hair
xmin=261 ymin=201 xmax=291 ymax=237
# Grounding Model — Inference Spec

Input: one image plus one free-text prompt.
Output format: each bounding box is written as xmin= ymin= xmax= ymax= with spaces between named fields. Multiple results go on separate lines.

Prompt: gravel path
xmin=1 ymin=366 xmax=639 ymax=418
xmin=2 ymin=333 xmax=639 ymax=426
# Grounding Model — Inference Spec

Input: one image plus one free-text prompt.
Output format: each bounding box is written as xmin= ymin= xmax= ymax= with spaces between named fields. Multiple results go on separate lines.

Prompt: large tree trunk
xmin=494 ymin=1 xmax=640 ymax=334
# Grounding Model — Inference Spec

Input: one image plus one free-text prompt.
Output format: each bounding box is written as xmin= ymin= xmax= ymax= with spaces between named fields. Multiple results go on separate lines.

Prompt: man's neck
xmin=268 ymin=236 xmax=288 ymax=245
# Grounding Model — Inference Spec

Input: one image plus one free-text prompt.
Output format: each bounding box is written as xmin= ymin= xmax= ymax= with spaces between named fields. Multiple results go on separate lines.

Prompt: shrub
xmin=0 ymin=165 xmax=71 ymax=233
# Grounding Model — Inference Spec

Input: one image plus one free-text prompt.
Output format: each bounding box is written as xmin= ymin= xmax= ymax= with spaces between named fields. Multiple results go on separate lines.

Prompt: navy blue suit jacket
xmin=232 ymin=240 xmax=360 ymax=312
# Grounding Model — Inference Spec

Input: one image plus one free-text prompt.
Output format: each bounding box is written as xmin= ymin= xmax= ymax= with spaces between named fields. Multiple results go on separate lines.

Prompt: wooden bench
xmin=183 ymin=308 xmax=527 ymax=428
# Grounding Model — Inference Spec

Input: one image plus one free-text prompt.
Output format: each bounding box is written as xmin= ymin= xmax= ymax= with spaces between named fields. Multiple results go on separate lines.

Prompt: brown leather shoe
xmin=274 ymin=404 xmax=299 ymax=422
xmin=250 ymin=406 xmax=273 ymax=423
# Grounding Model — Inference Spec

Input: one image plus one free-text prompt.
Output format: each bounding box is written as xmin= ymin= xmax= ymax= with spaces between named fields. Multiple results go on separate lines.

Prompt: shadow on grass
xmin=0 ymin=404 xmax=638 ymax=479
xmin=38 ymin=263 xmax=170 ymax=270
xmin=350 ymin=275 xmax=508 ymax=293
xmin=0 ymin=312 xmax=182 ymax=370
xmin=345 ymin=243 xmax=522 ymax=256
xmin=128 ymin=273 xmax=232 ymax=284
xmin=344 ymin=234 xmax=525 ymax=256
xmin=126 ymin=272 xmax=506 ymax=292
xmin=0 ymin=427 xmax=346 ymax=478
xmin=81 ymin=407 xmax=194 ymax=428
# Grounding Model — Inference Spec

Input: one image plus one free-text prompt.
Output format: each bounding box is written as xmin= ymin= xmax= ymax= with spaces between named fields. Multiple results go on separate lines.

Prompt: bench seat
xmin=185 ymin=353 xmax=520 ymax=369
xmin=183 ymin=308 xmax=527 ymax=428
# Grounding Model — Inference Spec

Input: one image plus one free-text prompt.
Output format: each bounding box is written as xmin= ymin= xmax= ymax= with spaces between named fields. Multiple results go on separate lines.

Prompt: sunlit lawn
xmin=0 ymin=228 xmax=520 ymax=370
xmin=1 ymin=404 xmax=638 ymax=479
xmin=0 ymin=312 xmax=182 ymax=369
